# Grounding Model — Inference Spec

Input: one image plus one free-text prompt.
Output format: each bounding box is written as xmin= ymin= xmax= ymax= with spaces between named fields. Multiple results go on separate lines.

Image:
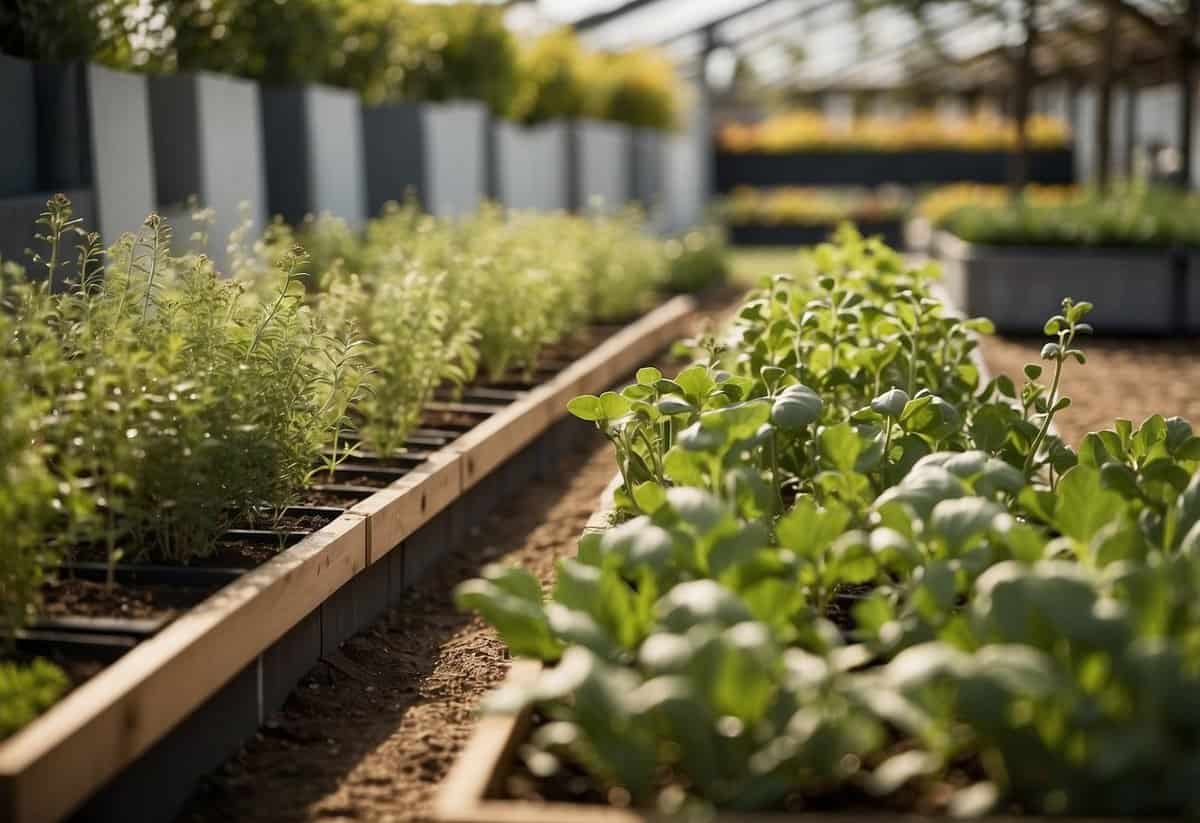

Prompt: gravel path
xmin=979 ymin=334 xmax=1200 ymax=445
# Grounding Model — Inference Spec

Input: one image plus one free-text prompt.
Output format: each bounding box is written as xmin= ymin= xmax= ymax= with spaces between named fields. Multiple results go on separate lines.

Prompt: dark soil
xmin=39 ymin=577 xmax=208 ymax=621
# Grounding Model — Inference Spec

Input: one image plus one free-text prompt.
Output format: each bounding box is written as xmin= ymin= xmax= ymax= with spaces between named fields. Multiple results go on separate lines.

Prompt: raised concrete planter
xmin=568 ymin=120 xmax=631 ymax=213
xmin=935 ymin=230 xmax=1200 ymax=335
xmin=0 ymin=54 xmax=38 ymax=200
xmin=261 ymin=83 xmax=365 ymax=226
xmin=363 ymin=101 xmax=488 ymax=218
xmin=629 ymin=127 xmax=664 ymax=211
xmin=0 ymin=57 xmax=153 ymax=272
xmin=149 ymin=72 xmax=266 ymax=268
xmin=662 ymin=131 xmax=706 ymax=235
xmin=714 ymin=148 xmax=1076 ymax=192
xmin=491 ymin=120 xmax=569 ymax=212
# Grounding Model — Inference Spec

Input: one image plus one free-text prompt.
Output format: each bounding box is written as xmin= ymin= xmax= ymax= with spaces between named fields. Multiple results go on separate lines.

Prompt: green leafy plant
xmin=0 ymin=659 xmax=68 ymax=741
xmin=460 ymin=227 xmax=1200 ymax=817
xmin=6 ymin=197 xmax=362 ymax=568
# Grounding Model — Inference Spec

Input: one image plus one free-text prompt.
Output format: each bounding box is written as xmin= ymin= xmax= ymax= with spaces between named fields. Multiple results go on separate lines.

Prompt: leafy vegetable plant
xmin=459 ymin=227 xmax=1200 ymax=817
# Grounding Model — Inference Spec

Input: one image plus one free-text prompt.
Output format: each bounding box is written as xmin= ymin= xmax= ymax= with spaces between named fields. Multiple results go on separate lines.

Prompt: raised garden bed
xmin=728 ymin=219 xmax=903 ymax=249
xmin=713 ymin=149 xmax=1075 ymax=193
xmin=0 ymin=296 xmax=696 ymax=823
xmin=934 ymin=230 xmax=1200 ymax=334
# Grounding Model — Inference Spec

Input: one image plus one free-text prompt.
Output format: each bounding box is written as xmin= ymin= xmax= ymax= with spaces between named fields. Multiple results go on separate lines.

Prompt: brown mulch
xmin=979 ymin=334 xmax=1200 ymax=446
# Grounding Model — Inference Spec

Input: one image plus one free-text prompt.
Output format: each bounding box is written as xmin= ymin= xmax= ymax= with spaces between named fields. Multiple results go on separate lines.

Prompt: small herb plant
xmin=0 ymin=659 xmax=68 ymax=741
xmin=6 ymin=197 xmax=364 ymax=567
xmin=460 ymin=227 xmax=1200 ymax=817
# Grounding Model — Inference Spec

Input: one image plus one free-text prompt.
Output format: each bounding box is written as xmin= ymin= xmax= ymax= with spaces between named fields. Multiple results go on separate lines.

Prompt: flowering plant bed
xmin=449 ymin=228 xmax=1200 ymax=819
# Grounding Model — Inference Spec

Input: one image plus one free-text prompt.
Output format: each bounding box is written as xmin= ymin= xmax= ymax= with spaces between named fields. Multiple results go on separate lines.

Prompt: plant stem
xmin=1024 ymin=353 xmax=1064 ymax=477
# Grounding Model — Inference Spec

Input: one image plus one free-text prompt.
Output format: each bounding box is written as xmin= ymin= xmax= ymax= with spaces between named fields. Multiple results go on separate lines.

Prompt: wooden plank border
xmin=0 ymin=295 xmax=697 ymax=823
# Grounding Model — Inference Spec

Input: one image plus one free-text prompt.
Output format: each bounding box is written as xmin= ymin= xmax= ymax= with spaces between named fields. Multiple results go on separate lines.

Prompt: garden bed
xmin=713 ymin=148 xmax=1075 ymax=192
xmin=728 ymin=219 xmax=903 ymax=249
xmin=0 ymin=296 xmax=696 ymax=823
xmin=935 ymin=230 xmax=1200 ymax=334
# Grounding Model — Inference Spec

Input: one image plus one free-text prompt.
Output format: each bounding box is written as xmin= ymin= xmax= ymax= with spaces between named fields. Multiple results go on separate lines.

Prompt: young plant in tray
xmin=458 ymin=227 xmax=1200 ymax=817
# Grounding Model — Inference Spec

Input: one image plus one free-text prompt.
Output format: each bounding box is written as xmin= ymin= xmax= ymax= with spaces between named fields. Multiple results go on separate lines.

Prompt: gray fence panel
xmin=306 ymin=85 xmax=365 ymax=227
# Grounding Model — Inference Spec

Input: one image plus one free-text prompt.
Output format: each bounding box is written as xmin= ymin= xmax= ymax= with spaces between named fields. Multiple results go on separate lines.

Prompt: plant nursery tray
xmin=0 ymin=294 xmax=697 ymax=823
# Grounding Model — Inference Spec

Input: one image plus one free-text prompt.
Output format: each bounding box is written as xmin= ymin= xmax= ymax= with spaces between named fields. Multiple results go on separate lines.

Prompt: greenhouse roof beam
xmin=572 ymin=0 xmax=670 ymax=31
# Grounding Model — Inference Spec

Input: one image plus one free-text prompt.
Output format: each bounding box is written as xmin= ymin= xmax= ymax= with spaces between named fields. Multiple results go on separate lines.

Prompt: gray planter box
xmin=629 ymin=127 xmax=665 ymax=211
xmin=0 ymin=54 xmax=38 ymax=199
xmin=904 ymin=217 xmax=933 ymax=255
xmin=491 ymin=120 xmax=568 ymax=212
xmin=261 ymin=84 xmax=365 ymax=227
xmin=149 ymin=72 xmax=266 ymax=268
xmin=0 ymin=58 xmax=153 ymax=273
xmin=363 ymin=100 xmax=488 ymax=218
xmin=935 ymin=230 xmax=1200 ymax=335
xmin=662 ymin=131 xmax=706 ymax=234
xmin=568 ymin=120 xmax=631 ymax=213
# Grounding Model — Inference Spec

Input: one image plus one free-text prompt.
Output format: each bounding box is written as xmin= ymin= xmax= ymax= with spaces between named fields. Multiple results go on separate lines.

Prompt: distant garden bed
xmin=923 ymin=184 xmax=1200 ymax=334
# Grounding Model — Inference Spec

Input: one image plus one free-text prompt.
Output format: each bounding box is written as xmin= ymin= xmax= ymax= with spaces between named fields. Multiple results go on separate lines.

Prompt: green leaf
xmin=819 ymin=421 xmax=863 ymax=473
xmin=599 ymin=391 xmax=631 ymax=420
xmin=482 ymin=564 xmax=543 ymax=603
xmin=930 ymin=497 xmax=1004 ymax=552
xmin=632 ymin=481 xmax=667 ymax=514
xmin=870 ymin=387 xmax=909 ymax=419
xmin=1056 ymin=465 xmax=1125 ymax=543
xmin=566 ymin=394 xmax=603 ymax=421
xmin=637 ymin=366 xmax=663 ymax=385
xmin=656 ymin=580 xmax=753 ymax=632
xmin=675 ymin=365 xmax=715 ymax=403
xmin=657 ymin=394 xmax=696 ymax=416
xmin=776 ymin=497 xmax=852 ymax=559
xmin=771 ymin=384 xmax=824 ymax=431
xmin=454 ymin=580 xmax=561 ymax=660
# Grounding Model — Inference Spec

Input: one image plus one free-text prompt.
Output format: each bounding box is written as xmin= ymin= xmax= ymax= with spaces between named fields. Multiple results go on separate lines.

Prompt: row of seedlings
xmin=451 ymin=226 xmax=1200 ymax=819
